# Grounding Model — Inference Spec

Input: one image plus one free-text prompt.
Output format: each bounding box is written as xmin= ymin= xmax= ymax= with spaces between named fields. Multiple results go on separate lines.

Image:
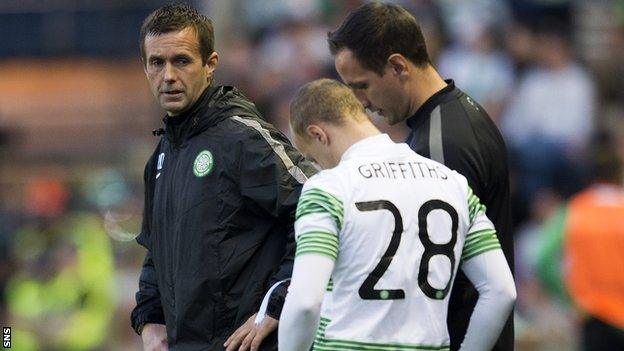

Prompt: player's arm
xmin=237 ymin=124 xmax=317 ymax=316
xmin=132 ymin=251 xmax=166 ymax=332
xmin=225 ymin=123 xmax=317 ymax=351
xmin=280 ymin=254 xmax=334 ymax=351
xmin=279 ymin=184 xmax=342 ymax=351
xmin=430 ymin=128 xmax=514 ymax=266
xmin=131 ymin=149 xmax=167 ymax=346
xmin=460 ymin=189 xmax=516 ymax=351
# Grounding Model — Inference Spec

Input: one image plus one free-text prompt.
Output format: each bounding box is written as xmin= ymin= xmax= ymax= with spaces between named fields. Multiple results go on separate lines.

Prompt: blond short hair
xmin=290 ymin=78 xmax=368 ymax=137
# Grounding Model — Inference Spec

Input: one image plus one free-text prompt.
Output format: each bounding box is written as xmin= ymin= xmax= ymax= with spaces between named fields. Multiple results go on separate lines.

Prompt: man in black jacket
xmin=328 ymin=3 xmax=514 ymax=350
xmin=131 ymin=5 xmax=316 ymax=350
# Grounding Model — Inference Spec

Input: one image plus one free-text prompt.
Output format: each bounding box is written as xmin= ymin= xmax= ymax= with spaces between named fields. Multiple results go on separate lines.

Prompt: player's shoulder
xmin=302 ymin=167 xmax=346 ymax=197
xmin=442 ymin=90 xmax=506 ymax=152
xmin=217 ymin=114 xmax=275 ymax=141
xmin=212 ymin=116 xmax=294 ymax=166
xmin=446 ymin=167 xmax=470 ymax=193
xmin=303 ymin=167 xmax=342 ymax=188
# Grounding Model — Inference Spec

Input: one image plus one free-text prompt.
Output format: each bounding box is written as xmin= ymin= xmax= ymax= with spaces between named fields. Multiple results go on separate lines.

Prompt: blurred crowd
xmin=1 ymin=0 xmax=624 ymax=350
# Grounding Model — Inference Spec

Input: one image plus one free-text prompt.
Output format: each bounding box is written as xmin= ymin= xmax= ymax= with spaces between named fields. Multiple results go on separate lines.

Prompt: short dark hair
xmin=290 ymin=79 xmax=368 ymax=137
xmin=140 ymin=4 xmax=214 ymax=64
xmin=328 ymin=2 xmax=430 ymax=75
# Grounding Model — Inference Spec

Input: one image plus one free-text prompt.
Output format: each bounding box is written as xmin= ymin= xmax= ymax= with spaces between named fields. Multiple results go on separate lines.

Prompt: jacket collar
xmin=162 ymin=83 xmax=230 ymax=146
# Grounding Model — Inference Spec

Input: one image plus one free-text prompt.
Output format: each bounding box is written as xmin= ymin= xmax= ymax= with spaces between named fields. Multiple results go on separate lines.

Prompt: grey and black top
xmin=406 ymin=80 xmax=514 ymax=351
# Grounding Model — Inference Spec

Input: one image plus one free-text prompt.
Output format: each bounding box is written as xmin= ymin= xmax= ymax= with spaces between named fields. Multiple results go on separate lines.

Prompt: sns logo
xmin=3 ymin=327 xmax=10 ymax=348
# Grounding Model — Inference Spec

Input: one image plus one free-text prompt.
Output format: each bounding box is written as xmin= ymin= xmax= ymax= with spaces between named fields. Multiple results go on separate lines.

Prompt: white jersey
xmin=294 ymin=134 xmax=501 ymax=351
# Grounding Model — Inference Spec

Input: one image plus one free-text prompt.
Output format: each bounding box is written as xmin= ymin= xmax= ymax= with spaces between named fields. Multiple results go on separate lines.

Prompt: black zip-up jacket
xmin=406 ymin=80 xmax=514 ymax=351
xmin=130 ymin=85 xmax=316 ymax=350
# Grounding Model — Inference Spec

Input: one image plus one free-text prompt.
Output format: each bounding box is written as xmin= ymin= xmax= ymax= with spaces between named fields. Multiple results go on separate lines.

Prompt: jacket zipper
xmin=165 ymin=143 xmax=183 ymax=309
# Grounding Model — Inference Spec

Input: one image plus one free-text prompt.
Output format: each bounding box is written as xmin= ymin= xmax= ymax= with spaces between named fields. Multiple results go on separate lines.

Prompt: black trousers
xmin=582 ymin=316 xmax=624 ymax=351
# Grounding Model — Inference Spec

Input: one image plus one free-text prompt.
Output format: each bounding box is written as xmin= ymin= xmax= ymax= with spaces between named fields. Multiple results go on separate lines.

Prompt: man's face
xmin=335 ymin=49 xmax=408 ymax=125
xmin=292 ymin=129 xmax=335 ymax=170
xmin=143 ymin=27 xmax=214 ymax=116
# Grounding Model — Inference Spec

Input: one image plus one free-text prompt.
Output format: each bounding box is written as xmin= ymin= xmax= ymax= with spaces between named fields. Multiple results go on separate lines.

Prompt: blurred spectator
xmin=251 ymin=18 xmax=334 ymax=132
xmin=25 ymin=179 xmax=69 ymax=219
xmin=0 ymin=208 xmax=20 ymax=325
xmin=505 ymin=22 xmax=536 ymax=75
xmin=437 ymin=0 xmax=511 ymax=47
xmin=240 ymin=0 xmax=322 ymax=33
xmin=502 ymin=21 xmax=596 ymax=221
xmin=438 ymin=27 xmax=515 ymax=122
xmin=536 ymin=138 xmax=624 ymax=350
xmin=6 ymin=212 xmax=115 ymax=350
xmin=596 ymin=23 xmax=624 ymax=107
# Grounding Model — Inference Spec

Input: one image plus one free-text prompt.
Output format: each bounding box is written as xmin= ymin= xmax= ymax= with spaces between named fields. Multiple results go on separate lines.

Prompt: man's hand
xmin=224 ymin=313 xmax=278 ymax=351
xmin=141 ymin=323 xmax=168 ymax=351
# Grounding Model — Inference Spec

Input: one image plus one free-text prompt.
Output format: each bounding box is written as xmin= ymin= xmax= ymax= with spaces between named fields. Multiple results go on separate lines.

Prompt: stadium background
xmin=1 ymin=0 xmax=623 ymax=349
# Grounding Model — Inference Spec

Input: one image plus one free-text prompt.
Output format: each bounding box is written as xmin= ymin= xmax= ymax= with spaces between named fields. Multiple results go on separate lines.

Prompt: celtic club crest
xmin=193 ymin=150 xmax=214 ymax=177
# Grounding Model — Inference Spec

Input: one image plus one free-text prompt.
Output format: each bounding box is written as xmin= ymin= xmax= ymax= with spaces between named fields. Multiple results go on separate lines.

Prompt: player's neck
xmin=332 ymin=120 xmax=381 ymax=162
xmin=406 ymin=65 xmax=447 ymax=118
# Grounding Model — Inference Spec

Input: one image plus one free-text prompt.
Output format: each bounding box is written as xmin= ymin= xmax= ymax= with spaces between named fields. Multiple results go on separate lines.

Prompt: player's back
xmin=299 ymin=134 xmax=492 ymax=350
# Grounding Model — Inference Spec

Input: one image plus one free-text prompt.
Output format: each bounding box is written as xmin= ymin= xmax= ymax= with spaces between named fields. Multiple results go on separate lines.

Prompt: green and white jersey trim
xmin=313 ymin=317 xmax=450 ymax=351
xmin=296 ymin=187 xmax=344 ymax=231
xmin=295 ymin=187 xmax=343 ymax=261
xmin=462 ymin=187 xmax=501 ymax=261
xmin=467 ymin=187 xmax=486 ymax=223
xmin=296 ymin=231 xmax=339 ymax=260
xmin=462 ymin=228 xmax=500 ymax=261
xmin=326 ymin=278 xmax=334 ymax=292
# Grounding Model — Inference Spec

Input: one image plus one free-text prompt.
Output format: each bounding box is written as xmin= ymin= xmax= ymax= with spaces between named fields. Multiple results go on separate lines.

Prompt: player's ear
xmin=306 ymin=124 xmax=328 ymax=145
xmin=387 ymin=54 xmax=409 ymax=79
xmin=142 ymin=57 xmax=149 ymax=76
xmin=205 ymin=51 xmax=219 ymax=82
